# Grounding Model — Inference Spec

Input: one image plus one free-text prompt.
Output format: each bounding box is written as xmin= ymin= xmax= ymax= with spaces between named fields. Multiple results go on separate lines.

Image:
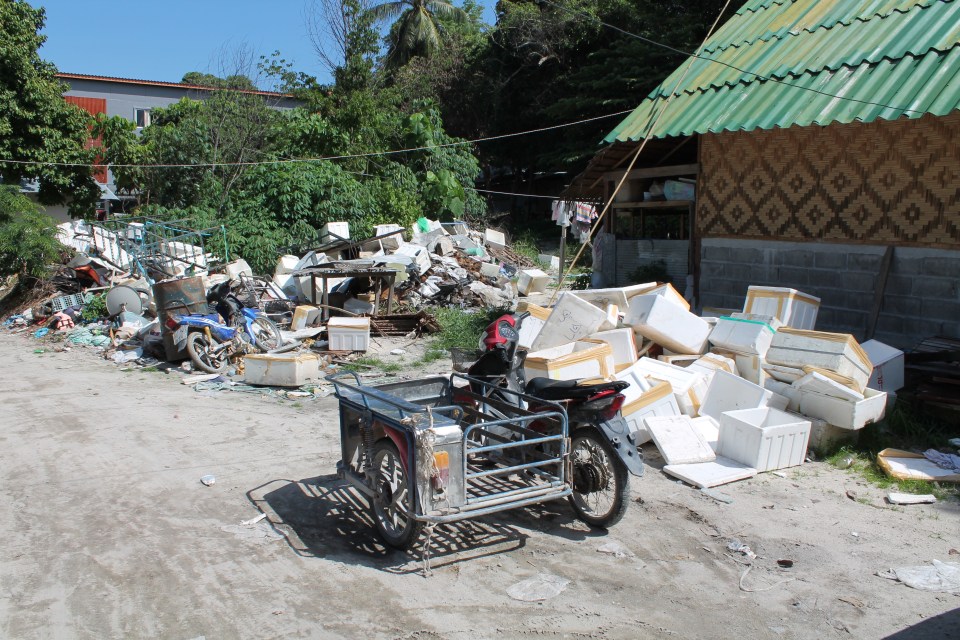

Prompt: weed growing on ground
xmin=342 ymin=356 xmax=402 ymax=374
xmin=826 ymin=445 xmax=958 ymax=501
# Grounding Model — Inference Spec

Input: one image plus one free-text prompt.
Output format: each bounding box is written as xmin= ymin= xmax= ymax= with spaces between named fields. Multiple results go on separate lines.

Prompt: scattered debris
xmin=200 ymin=475 xmax=216 ymax=486
xmin=877 ymin=561 xmax=960 ymax=594
xmin=727 ymin=539 xmax=757 ymax=559
xmin=597 ymin=539 xmax=635 ymax=558
xmin=507 ymin=573 xmax=570 ymax=602
xmin=885 ymin=492 xmax=937 ymax=505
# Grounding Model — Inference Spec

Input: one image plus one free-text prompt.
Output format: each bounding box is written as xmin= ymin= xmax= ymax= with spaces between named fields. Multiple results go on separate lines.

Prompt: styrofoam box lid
xmin=328 ymin=317 xmax=371 ymax=328
xmin=861 ymin=339 xmax=904 ymax=367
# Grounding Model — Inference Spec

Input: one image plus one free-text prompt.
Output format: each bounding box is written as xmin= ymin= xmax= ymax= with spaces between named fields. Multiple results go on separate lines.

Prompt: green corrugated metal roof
xmin=605 ymin=0 xmax=960 ymax=143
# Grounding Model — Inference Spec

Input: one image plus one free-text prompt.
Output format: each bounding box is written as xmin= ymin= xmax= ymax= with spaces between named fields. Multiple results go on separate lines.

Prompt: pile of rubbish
xmin=513 ymin=282 xmax=915 ymax=489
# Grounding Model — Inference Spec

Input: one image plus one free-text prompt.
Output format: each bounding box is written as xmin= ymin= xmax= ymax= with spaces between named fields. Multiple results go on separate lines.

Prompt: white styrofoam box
xmin=626 ymin=294 xmax=710 ymax=355
xmin=484 ymin=228 xmax=506 ymax=249
xmin=632 ymin=282 xmax=690 ymax=311
xmin=663 ymin=457 xmax=757 ymax=488
xmin=588 ymin=328 xmax=638 ymax=372
xmin=691 ymin=415 xmax=720 ymax=450
xmin=743 ymin=286 xmax=820 ymax=330
xmin=274 ymin=254 xmax=300 ymax=277
xmin=620 ymin=357 xmax=707 ymax=417
xmin=538 ymin=254 xmax=561 ymax=271
xmin=734 ymin=353 xmax=769 ymax=386
xmin=861 ymin=339 xmax=905 ymax=392
xmin=327 ymin=317 xmax=371 ymax=352
xmin=605 ymin=304 xmax=620 ymax=330
xmin=764 ymin=379 xmax=800 ymax=412
xmin=518 ymin=269 xmax=550 ymax=296
xmin=272 ymin=273 xmax=302 ymax=300
xmin=614 ymin=378 xmax=681 ymax=444
xmin=477 ymin=261 xmax=499 ymax=279
xmin=244 ymin=352 xmax=322 ymax=387
xmin=802 ymin=415 xmax=858 ymax=454
xmin=709 ymin=315 xmax=778 ymax=357
xmin=517 ymin=303 xmax=550 ymax=350
xmin=621 ymin=282 xmax=658 ymax=301
xmin=393 ymin=243 xmax=431 ymax=276
xmin=320 ymin=221 xmax=350 ymax=243
xmin=762 ymin=362 xmax=805 ymax=383
xmin=574 ymin=287 xmax=630 ymax=310
xmin=645 ymin=415 xmax=716 ymax=465
xmin=699 ymin=370 xmax=779 ymax=422
xmin=766 ymin=328 xmax=872 ymax=393
xmin=374 ymin=223 xmax=404 ymax=250
xmin=797 ymin=387 xmax=887 ymax=430
xmin=716 ymin=407 xmax=811 ymax=472
xmin=793 ymin=371 xmax=864 ymax=402
xmin=531 ymin=292 xmax=613 ymax=350
xmin=658 ymin=354 xmax=700 ymax=367
xmin=225 ymin=259 xmax=253 ymax=281
xmin=523 ymin=341 xmax=614 ymax=382
xmin=701 ymin=306 xmax=741 ymax=319
xmin=686 ymin=353 xmax=739 ymax=384
xmin=291 ymin=305 xmax=321 ymax=330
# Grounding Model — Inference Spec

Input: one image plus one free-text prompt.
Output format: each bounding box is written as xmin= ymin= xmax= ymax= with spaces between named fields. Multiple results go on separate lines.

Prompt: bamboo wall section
xmin=697 ymin=112 xmax=960 ymax=247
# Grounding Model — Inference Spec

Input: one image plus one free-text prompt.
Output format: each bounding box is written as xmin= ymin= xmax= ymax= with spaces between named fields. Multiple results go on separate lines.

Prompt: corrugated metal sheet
xmin=607 ymin=0 xmax=960 ymax=143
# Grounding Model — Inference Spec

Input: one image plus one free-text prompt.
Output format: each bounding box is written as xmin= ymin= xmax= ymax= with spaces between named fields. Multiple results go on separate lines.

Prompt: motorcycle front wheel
xmin=250 ymin=316 xmax=283 ymax=351
xmin=186 ymin=332 xmax=229 ymax=374
xmin=568 ymin=428 xmax=630 ymax=528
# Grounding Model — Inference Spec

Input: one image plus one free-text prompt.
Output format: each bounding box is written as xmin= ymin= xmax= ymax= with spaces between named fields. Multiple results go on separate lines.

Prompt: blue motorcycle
xmin=168 ymin=281 xmax=282 ymax=374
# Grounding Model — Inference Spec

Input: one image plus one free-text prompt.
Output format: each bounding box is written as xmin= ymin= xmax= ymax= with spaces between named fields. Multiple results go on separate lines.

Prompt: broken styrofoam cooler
xmin=620 ymin=357 xmax=707 ymax=417
xmin=614 ymin=377 xmax=681 ymax=444
xmin=699 ymin=371 xmax=787 ymax=421
xmin=517 ymin=303 xmax=550 ymax=350
xmin=517 ymin=269 xmax=550 ymax=296
xmin=861 ymin=339 xmax=905 ymax=392
xmin=701 ymin=306 xmax=741 ymax=319
xmin=392 ymin=243 xmax=431 ymax=276
xmin=531 ymin=292 xmax=614 ymax=350
xmin=626 ymin=294 xmax=710 ymax=355
xmin=523 ymin=341 xmax=614 ymax=382
xmin=327 ymin=317 xmax=371 ymax=352
xmin=743 ymin=286 xmax=820 ymax=330
xmin=686 ymin=353 xmax=738 ymax=383
xmin=658 ymin=354 xmax=700 ymax=367
xmin=716 ymin=407 xmax=811 ymax=472
xmin=479 ymin=261 xmax=501 ymax=279
xmin=588 ymin=328 xmax=638 ymax=372
xmin=633 ymin=282 xmax=690 ymax=311
xmin=244 ymin=352 xmax=322 ymax=387
xmin=766 ymin=328 xmax=872 ymax=393
xmin=320 ymin=221 xmax=350 ymax=243
xmin=796 ymin=387 xmax=887 ymax=430
xmin=793 ymin=370 xmax=864 ymax=402
xmin=708 ymin=314 xmax=780 ymax=357
xmin=225 ymin=259 xmax=253 ymax=281
xmin=801 ymin=414 xmax=858 ymax=454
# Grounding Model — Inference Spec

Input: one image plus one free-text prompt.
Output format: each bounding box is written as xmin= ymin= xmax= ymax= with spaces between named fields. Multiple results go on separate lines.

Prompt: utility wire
xmin=0 ymin=109 xmax=633 ymax=170
xmin=537 ymin=0 xmax=926 ymax=116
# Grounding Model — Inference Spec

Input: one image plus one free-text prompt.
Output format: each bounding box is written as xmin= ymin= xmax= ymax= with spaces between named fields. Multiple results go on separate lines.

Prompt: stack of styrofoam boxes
xmin=392 ymin=243 xmax=432 ymax=276
xmin=374 ymin=223 xmax=404 ymax=251
xmin=523 ymin=340 xmax=614 ymax=382
xmin=588 ymin=328 xmax=638 ymax=373
xmin=614 ymin=368 xmax=681 ymax=444
xmin=743 ymin=286 xmax=820 ymax=330
xmin=765 ymin=328 xmax=886 ymax=432
xmin=328 ymin=317 xmax=371 ymax=352
xmin=619 ymin=357 xmax=708 ymax=417
xmin=708 ymin=313 xmax=782 ymax=385
xmin=517 ymin=269 xmax=551 ymax=296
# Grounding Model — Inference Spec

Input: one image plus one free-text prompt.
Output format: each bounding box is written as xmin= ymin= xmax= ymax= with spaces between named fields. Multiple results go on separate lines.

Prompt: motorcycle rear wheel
xmin=250 ymin=316 xmax=283 ymax=352
xmin=186 ymin=332 xmax=228 ymax=374
xmin=568 ymin=428 xmax=630 ymax=528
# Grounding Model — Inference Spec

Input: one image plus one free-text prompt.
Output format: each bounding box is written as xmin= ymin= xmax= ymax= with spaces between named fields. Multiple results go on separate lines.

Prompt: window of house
xmin=134 ymin=108 xmax=152 ymax=128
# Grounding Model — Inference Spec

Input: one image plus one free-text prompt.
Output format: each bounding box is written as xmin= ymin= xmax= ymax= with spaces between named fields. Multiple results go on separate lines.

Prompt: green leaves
xmin=0 ymin=186 xmax=64 ymax=279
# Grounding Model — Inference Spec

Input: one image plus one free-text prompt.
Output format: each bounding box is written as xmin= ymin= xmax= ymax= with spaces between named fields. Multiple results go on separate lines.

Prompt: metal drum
xmin=152 ymin=276 xmax=208 ymax=361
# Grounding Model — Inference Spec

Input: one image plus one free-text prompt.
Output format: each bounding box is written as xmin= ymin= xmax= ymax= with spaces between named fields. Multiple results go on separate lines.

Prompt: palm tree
xmin=369 ymin=0 xmax=466 ymax=68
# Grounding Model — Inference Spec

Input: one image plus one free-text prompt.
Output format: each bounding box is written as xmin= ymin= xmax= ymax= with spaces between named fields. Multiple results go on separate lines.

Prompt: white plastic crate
xmin=531 ymin=292 xmax=613 ymax=351
xmin=716 ymin=407 xmax=811 ymax=472
xmin=244 ymin=352 xmax=322 ymax=387
xmin=626 ymin=294 xmax=710 ymax=355
xmin=743 ymin=286 xmax=820 ymax=329
xmin=327 ymin=317 xmax=371 ymax=352
xmin=523 ymin=341 xmax=614 ymax=382
xmin=766 ymin=328 xmax=872 ymax=392
xmin=517 ymin=269 xmax=550 ymax=295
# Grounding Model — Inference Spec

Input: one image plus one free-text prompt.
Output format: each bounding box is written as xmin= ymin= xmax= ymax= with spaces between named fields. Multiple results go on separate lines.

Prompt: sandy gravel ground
xmin=1 ymin=332 xmax=958 ymax=640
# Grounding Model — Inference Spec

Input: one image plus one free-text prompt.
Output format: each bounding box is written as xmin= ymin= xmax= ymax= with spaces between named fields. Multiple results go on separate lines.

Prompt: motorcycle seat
xmin=525 ymin=377 xmax=629 ymax=401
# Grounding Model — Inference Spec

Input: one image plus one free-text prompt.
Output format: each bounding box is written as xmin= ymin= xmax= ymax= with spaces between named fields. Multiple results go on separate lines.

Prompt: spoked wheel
xmin=185 ymin=332 xmax=228 ymax=374
xmin=370 ymin=440 xmax=423 ymax=550
xmin=569 ymin=428 xmax=630 ymax=528
xmin=250 ymin=316 xmax=283 ymax=351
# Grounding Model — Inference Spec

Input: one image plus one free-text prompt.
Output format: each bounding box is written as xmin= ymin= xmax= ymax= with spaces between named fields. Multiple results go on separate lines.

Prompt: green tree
xmin=0 ymin=0 xmax=99 ymax=216
xmin=371 ymin=0 xmax=467 ymax=69
xmin=0 ymin=185 xmax=63 ymax=279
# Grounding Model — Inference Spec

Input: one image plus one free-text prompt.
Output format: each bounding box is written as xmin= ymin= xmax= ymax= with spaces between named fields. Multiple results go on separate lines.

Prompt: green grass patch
xmin=342 ymin=356 xmax=402 ymax=374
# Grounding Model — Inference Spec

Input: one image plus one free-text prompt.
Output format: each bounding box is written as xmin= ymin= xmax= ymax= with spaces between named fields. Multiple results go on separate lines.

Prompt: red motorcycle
xmin=465 ymin=311 xmax=643 ymax=527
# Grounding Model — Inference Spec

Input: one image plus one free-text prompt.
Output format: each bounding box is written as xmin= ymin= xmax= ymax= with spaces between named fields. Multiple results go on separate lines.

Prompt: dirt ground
xmin=1 ymin=331 xmax=958 ymax=640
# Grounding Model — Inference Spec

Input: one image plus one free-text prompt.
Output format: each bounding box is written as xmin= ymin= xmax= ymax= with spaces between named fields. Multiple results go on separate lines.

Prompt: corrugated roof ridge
xmin=734 ymin=0 xmax=789 ymax=18
xmin=707 ymin=0 xmax=947 ymax=55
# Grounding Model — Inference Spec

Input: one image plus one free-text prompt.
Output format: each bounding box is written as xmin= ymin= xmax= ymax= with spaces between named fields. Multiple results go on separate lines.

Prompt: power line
xmin=537 ymin=0 xmax=925 ymax=116
xmin=0 ymin=109 xmax=633 ymax=170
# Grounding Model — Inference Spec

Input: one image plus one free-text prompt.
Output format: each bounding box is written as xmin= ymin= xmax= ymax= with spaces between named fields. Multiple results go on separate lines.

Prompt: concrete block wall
xmin=699 ymin=238 xmax=960 ymax=349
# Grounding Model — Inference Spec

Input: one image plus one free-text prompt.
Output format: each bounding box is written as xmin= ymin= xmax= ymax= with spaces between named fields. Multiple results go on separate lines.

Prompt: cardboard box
xmin=861 ymin=339 xmax=905 ymax=392
xmin=626 ymin=294 xmax=710 ymax=355
xmin=717 ymin=407 xmax=811 ymax=472
xmin=709 ymin=315 xmax=780 ymax=357
xmin=766 ymin=328 xmax=872 ymax=393
xmin=524 ymin=341 xmax=614 ymax=382
xmin=588 ymin=328 xmax=638 ymax=372
xmin=244 ymin=352 xmax=322 ymax=387
xmin=327 ymin=317 xmax=371 ymax=352
xmin=518 ymin=269 xmax=550 ymax=296
xmin=615 ymin=378 xmax=681 ymax=444
xmin=531 ymin=292 xmax=614 ymax=351
xmin=743 ymin=286 xmax=820 ymax=330
xmin=797 ymin=387 xmax=887 ymax=430
xmin=619 ymin=357 xmax=707 ymax=417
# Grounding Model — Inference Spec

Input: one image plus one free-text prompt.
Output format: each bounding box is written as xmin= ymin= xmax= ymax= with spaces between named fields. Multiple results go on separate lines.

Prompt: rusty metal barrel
xmin=152 ymin=276 xmax=208 ymax=361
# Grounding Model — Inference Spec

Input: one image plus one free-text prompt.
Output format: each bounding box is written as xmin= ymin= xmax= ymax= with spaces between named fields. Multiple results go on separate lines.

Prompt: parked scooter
xmin=167 ymin=281 xmax=283 ymax=374
xmin=466 ymin=312 xmax=643 ymax=527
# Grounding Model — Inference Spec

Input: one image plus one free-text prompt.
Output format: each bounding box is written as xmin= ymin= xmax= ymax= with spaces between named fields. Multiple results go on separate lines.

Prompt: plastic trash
xmin=879 ymin=560 xmax=960 ymax=594
xmin=200 ymin=475 xmax=216 ymax=486
xmin=33 ymin=328 xmax=49 ymax=338
xmin=597 ymin=539 xmax=635 ymax=558
xmin=507 ymin=573 xmax=570 ymax=602
xmin=727 ymin=539 xmax=757 ymax=559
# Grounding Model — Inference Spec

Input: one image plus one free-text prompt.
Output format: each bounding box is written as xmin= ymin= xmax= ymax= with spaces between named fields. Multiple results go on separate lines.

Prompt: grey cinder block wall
xmin=699 ymin=238 xmax=960 ymax=349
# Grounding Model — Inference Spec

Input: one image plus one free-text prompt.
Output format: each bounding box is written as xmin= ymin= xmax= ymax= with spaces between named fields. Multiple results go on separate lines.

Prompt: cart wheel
xmin=186 ymin=332 xmax=228 ymax=374
xmin=568 ymin=428 xmax=630 ymax=528
xmin=370 ymin=440 xmax=423 ymax=550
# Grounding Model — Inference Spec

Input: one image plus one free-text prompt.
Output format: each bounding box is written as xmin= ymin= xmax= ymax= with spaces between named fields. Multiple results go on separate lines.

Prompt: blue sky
xmin=30 ymin=0 xmax=497 ymax=86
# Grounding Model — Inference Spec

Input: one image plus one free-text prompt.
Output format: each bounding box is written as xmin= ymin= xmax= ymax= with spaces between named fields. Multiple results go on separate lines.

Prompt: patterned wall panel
xmin=697 ymin=113 xmax=960 ymax=246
